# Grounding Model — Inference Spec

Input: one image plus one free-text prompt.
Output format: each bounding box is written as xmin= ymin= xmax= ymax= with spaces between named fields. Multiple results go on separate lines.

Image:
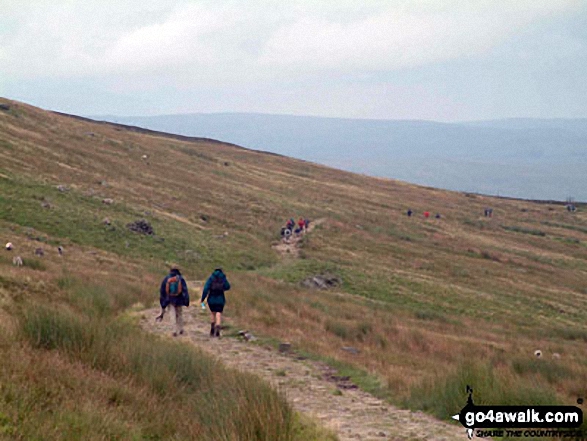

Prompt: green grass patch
xmin=406 ymin=360 xmax=558 ymax=421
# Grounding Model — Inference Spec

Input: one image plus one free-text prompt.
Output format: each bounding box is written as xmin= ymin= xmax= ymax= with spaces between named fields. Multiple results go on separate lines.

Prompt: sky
xmin=1 ymin=0 xmax=586 ymax=121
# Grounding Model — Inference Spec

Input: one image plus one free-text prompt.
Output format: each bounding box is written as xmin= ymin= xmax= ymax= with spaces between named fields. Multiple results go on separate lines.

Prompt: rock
xmin=200 ymin=214 xmax=209 ymax=222
xmin=341 ymin=346 xmax=360 ymax=355
xmin=279 ymin=342 xmax=291 ymax=353
xmin=238 ymin=330 xmax=256 ymax=341
xmin=0 ymin=104 xmax=10 ymax=111
xmin=141 ymin=155 xmax=148 ymax=160
xmin=103 ymin=217 xmax=111 ymax=225
xmin=126 ymin=219 xmax=154 ymax=235
xmin=552 ymin=353 xmax=561 ymax=359
xmin=102 ymin=198 xmax=114 ymax=205
xmin=57 ymin=246 xmax=63 ymax=256
xmin=34 ymin=248 xmax=44 ymax=257
xmin=224 ymin=161 xmax=230 ymax=166
xmin=534 ymin=349 xmax=542 ymax=358
xmin=5 ymin=242 xmax=13 ymax=250
xmin=301 ymin=274 xmax=342 ymax=290
xmin=41 ymin=201 xmax=52 ymax=209
xmin=56 ymin=185 xmax=69 ymax=192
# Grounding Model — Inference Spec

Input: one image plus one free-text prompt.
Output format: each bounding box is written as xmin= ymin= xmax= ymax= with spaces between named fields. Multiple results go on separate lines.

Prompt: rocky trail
xmin=272 ymin=218 xmax=325 ymax=258
xmin=140 ymin=305 xmax=464 ymax=441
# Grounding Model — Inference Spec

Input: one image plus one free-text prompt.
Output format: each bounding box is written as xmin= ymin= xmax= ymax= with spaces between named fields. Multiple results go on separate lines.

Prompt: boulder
xmin=301 ymin=274 xmax=342 ymax=290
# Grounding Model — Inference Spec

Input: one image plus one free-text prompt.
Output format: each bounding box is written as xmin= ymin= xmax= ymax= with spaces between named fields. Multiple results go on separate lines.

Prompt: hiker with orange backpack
xmin=155 ymin=264 xmax=190 ymax=336
xmin=201 ymin=268 xmax=231 ymax=338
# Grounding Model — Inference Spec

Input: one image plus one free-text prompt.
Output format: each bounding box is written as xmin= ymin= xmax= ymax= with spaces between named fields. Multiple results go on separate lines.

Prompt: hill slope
xmin=1 ymin=98 xmax=587 ymax=437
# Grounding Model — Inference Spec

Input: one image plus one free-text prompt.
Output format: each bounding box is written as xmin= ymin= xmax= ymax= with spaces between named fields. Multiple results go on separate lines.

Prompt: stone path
xmin=140 ymin=306 xmax=465 ymax=441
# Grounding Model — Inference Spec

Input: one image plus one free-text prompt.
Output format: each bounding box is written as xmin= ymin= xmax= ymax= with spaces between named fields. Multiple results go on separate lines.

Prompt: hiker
xmin=423 ymin=211 xmax=430 ymax=218
xmin=304 ymin=218 xmax=310 ymax=229
xmin=286 ymin=218 xmax=295 ymax=230
xmin=298 ymin=217 xmax=306 ymax=232
xmin=156 ymin=265 xmax=190 ymax=337
xmin=407 ymin=209 xmax=413 ymax=217
xmin=201 ymin=268 xmax=231 ymax=338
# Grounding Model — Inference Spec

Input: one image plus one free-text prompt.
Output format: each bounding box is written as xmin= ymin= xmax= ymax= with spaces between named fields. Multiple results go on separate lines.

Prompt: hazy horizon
xmin=94 ymin=111 xmax=587 ymax=202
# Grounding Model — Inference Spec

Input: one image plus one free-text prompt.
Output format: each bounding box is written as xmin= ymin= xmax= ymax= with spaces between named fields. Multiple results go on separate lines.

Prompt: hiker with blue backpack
xmin=201 ymin=268 xmax=231 ymax=338
xmin=155 ymin=264 xmax=190 ymax=337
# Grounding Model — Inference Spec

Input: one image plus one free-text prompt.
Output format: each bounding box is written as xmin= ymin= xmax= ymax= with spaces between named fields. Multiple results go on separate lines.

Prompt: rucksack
xmin=166 ymin=275 xmax=183 ymax=297
xmin=210 ymin=276 xmax=225 ymax=295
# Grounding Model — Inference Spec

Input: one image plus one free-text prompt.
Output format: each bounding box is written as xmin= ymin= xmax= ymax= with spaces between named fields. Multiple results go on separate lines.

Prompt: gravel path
xmin=141 ymin=306 xmax=464 ymax=441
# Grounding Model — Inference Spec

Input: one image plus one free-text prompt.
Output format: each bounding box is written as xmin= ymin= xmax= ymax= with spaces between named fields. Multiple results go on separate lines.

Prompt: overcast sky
xmin=1 ymin=0 xmax=586 ymax=121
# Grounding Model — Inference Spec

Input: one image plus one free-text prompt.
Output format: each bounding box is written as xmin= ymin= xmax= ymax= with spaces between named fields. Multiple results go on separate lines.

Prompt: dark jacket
xmin=201 ymin=269 xmax=231 ymax=306
xmin=160 ymin=269 xmax=190 ymax=308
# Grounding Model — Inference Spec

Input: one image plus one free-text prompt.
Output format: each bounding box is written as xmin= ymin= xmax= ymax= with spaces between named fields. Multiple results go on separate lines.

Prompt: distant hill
xmin=93 ymin=113 xmax=587 ymax=201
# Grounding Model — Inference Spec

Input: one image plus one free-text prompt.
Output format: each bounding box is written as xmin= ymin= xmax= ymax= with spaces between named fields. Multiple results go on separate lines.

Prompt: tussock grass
xmin=406 ymin=360 xmax=558 ymax=420
xmin=17 ymin=302 xmax=298 ymax=440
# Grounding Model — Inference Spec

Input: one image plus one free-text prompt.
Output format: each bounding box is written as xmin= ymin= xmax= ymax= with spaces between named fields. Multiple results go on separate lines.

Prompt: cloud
xmin=259 ymin=0 xmax=581 ymax=72
xmin=0 ymin=0 xmax=580 ymax=85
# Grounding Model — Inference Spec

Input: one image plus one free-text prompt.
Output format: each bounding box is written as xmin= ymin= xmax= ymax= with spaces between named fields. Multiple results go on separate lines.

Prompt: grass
xmin=14 ymin=299 xmax=303 ymax=440
xmin=2 ymin=98 xmax=587 ymax=436
xmin=406 ymin=359 xmax=559 ymax=420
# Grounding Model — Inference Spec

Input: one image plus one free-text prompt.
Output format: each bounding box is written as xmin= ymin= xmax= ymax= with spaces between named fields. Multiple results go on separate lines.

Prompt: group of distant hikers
xmin=406 ymin=209 xmax=441 ymax=219
xmin=156 ymin=265 xmax=230 ymax=338
xmin=280 ymin=217 xmax=310 ymax=242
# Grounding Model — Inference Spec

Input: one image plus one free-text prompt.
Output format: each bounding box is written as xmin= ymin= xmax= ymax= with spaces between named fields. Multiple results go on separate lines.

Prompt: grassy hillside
xmin=1 ymin=98 xmax=586 ymax=435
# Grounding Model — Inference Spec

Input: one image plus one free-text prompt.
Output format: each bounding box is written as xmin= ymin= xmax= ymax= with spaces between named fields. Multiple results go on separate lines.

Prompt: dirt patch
xmin=140 ymin=305 xmax=464 ymax=441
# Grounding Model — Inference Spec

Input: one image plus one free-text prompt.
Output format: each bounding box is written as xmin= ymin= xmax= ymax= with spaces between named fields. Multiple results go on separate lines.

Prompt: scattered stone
xmin=34 ymin=248 xmax=44 ymax=257
xmin=279 ymin=342 xmax=291 ymax=353
xmin=12 ymin=256 xmax=23 ymax=266
xmin=99 ymin=180 xmax=108 ymax=186
xmin=534 ymin=349 xmax=542 ymax=358
xmin=223 ymin=161 xmax=230 ymax=166
xmin=56 ymin=185 xmax=69 ymax=192
xmin=126 ymin=219 xmax=154 ymax=235
xmin=141 ymin=154 xmax=148 ymax=160
xmin=57 ymin=246 xmax=63 ymax=256
xmin=103 ymin=217 xmax=111 ymax=225
xmin=342 ymin=346 xmax=360 ymax=355
xmin=102 ymin=198 xmax=114 ymax=205
xmin=0 ymin=104 xmax=10 ymax=111
xmin=41 ymin=201 xmax=52 ymax=209
xmin=238 ymin=330 xmax=256 ymax=341
xmin=85 ymin=132 xmax=95 ymax=137
xmin=552 ymin=353 xmax=561 ymax=359
xmin=5 ymin=242 xmax=13 ymax=250
xmin=301 ymin=274 xmax=342 ymax=290
xmin=200 ymin=214 xmax=209 ymax=222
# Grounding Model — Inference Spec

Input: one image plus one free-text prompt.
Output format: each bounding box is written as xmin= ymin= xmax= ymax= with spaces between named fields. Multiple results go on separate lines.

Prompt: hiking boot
xmin=215 ymin=326 xmax=221 ymax=338
xmin=210 ymin=323 xmax=215 ymax=337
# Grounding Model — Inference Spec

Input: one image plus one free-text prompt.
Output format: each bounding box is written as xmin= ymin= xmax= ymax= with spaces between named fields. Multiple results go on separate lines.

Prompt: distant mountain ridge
xmin=92 ymin=113 xmax=587 ymax=201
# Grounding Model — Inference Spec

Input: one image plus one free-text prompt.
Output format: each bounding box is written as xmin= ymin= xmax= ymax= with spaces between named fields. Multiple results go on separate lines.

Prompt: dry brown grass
xmin=1 ymin=97 xmax=586 ymax=422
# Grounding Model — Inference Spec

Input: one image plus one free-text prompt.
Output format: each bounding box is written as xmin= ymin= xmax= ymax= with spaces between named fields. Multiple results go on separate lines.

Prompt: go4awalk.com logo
xmin=452 ymin=386 xmax=584 ymax=439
